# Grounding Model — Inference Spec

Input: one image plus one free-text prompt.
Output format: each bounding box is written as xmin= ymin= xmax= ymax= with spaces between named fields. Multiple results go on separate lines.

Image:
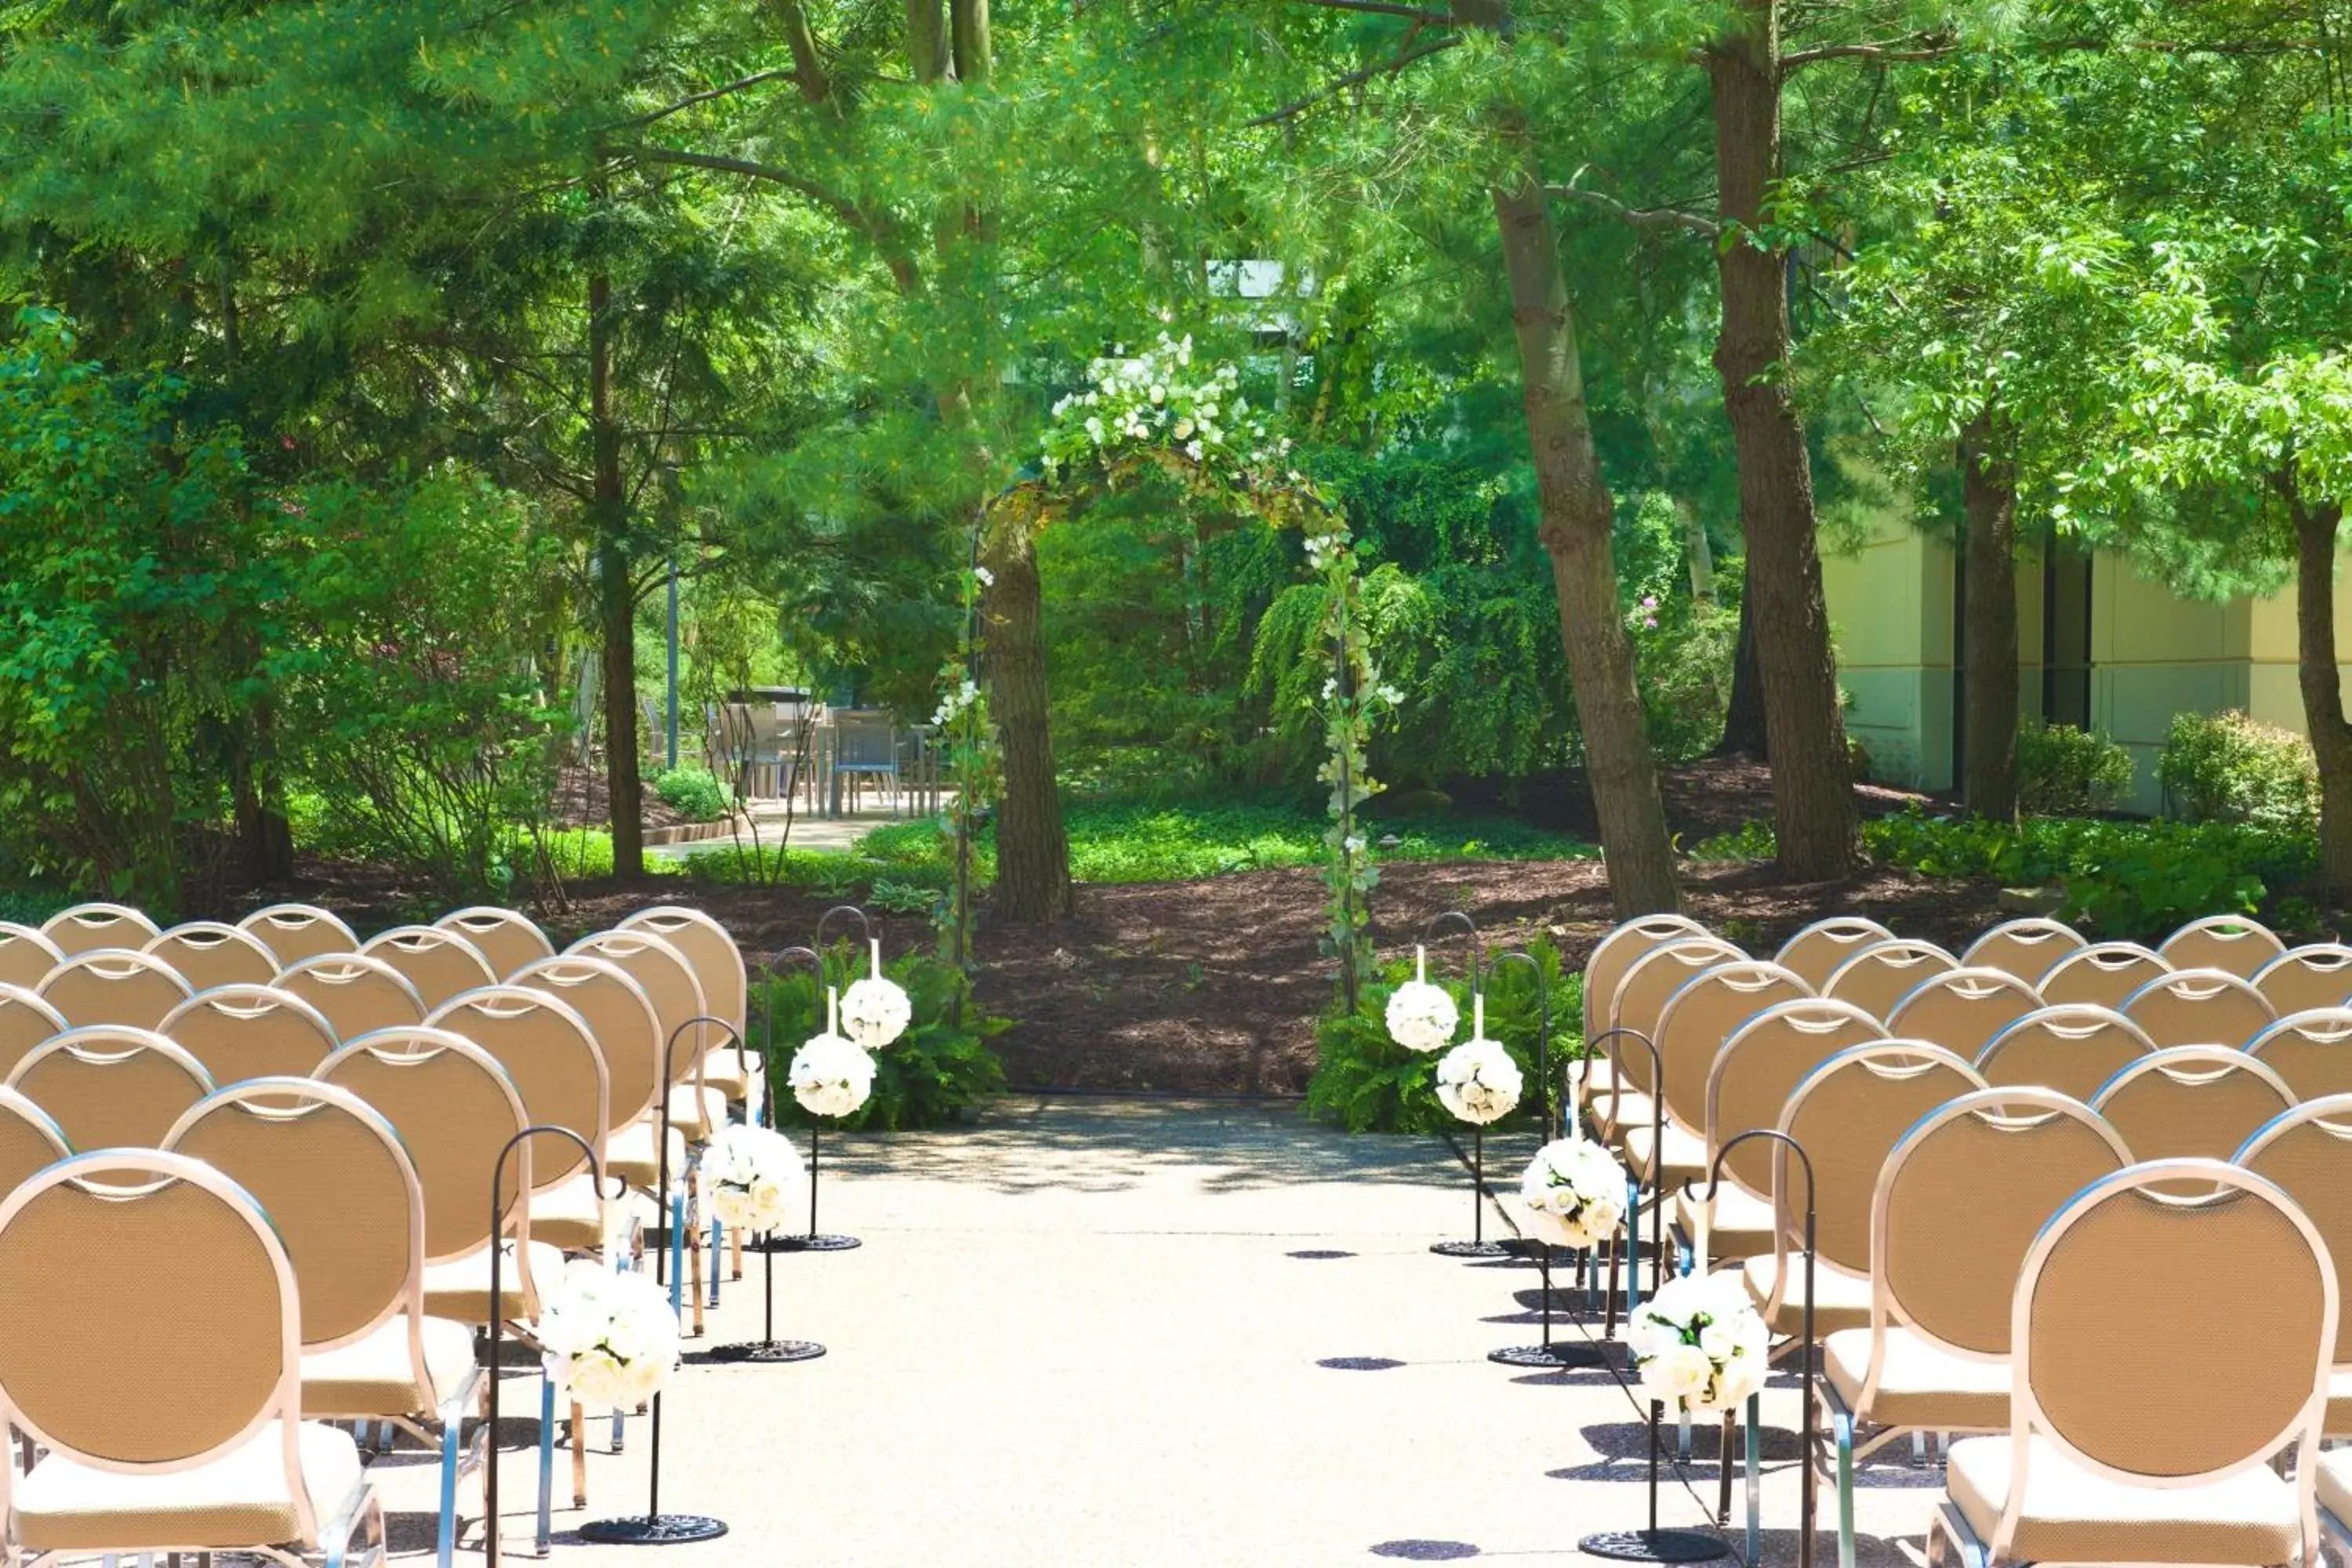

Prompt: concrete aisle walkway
xmin=393 ymin=1099 xmax=1933 ymax=1567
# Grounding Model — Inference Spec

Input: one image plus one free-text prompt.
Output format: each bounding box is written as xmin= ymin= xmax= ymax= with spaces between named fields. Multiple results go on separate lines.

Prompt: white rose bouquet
xmin=699 ymin=1122 xmax=804 ymax=1232
xmin=538 ymin=1262 xmax=681 ymax=1406
xmin=1435 ymin=996 xmax=1523 ymax=1124
xmin=1628 ymin=1271 xmax=1771 ymax=1414
xmin=789 ymin=987 xmax=877 ymax=1118
xmin=839 ymin=937 xmax=912 ymax=1049
xmin=1518 ymin=1138 xmax=1628 ymax=1250
xmin=1385 ymin=945 xmax=1460 ymax=1053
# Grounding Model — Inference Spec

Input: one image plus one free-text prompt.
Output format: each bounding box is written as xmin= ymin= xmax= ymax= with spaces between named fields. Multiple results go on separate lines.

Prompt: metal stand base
xmin=703 ymin=1338 xmax=826 ymax=1364
xmin=1430 ymin=1240 xmax=1508 ymax=1258
xmin=1487 ymin=1341 xmax=1610 ymax=1369
xmin=766 ymin=1232 xmax=860 ymax=1253
xmin=578 ymin=1514 xmax=731 ymax=1545
xmin=1579 ymin=1530 xmax=1730 ymax=1563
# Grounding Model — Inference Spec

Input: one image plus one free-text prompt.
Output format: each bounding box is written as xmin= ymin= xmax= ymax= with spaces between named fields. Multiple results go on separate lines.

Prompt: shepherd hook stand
xmin=770 ymin=907 xmax=873 ymax=1251
xmin=708 ymin=953 xmax=828 ymax=1365
xmin=1424 ymin=910 xmax=1503 ymax=1258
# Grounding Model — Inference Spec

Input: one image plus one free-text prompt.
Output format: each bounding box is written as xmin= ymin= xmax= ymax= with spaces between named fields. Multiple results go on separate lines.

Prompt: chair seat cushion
xmin=1621 ymin=1120 xmax=1707 ymax=1187
xmin=1822 ymin=1326 xmax=2008 ymax=1432
xmin=1946 ymin=1434 xmax=2303 ymax=1565
xmin=421 ymin=1239 xmax=567 ymax=1325
xmin=700 ymin=1046 xmax=763 ymax=1098
xmin=608 ymin=1120 xmax=689 ymax=1192
xmin=529 ymin=1171 xmax=611 ymax=1252
xmin=2315 ymin=1448 xmax=2352 ymax=1527
xmin=1595 ymin=1091 xmax=1656 ymax=1141
xmin=301 ymin=1314 xmax=477 ymax=1417
xmin=1675 ymin=1181 xmax=1776 ymax=1261
xmin=16 ymin=1420 xmax=362 ymax=1553
xmin=1741 ymin=1251 xmax=1875 ymax=1337
xmin=666 ymin=1084 xmax=728 ymax=1141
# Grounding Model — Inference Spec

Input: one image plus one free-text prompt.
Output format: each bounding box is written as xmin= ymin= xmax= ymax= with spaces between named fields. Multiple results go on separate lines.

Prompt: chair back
xmin=2092 ymin=1045 xmax=2298 ymax=1164
xmin=434 ymin=907 xmax=556 ymax=980
xmin=4 ymin=1027 xmax=216 ymax=1150
xmin=1773 ymin=917 xmax=1896 ymax=991
xmin=0 ymin=922 xmax=64 ymax=989
xmin=35 ymin=947 xmax=192 ymax=1030
xmin=1653 ymin=961 xmax=1811 ymax=1134
xmin=38 ymin=902 xmax=161 ymax=957
xmin=143 ymin=922 xmax=281 ymax=989
xmin=1582 ymin=915 xmax=1711 ymax=1036
xmin=1871 ymin=1089 xmax=2129 ymax=1367
xmin=1821 ymin=938 xmax=1959 ymax=1022
xmin=2002 ymin=1159 xmax=2327 ymax=1566
xmin=1773 ymin=1040 xmax=1985 ymax=1278
xmin=165 ymin=1080 xmax=423 ymax=1352
xmin=0 ymin=984 xmax=67 ymax=1081
xmin=2253 ymin=944 xmax=2352 ymax=1018
xmin=0 ymin=1149 xmax=308 ymax=1539
xmin=0 ymin=1087 xmax=71 ymax=1194
xmin=2036 ymin=941 xmax=2169 ymax=1009
xmin=1706 ymin=998 xmax=1882 ymax=1199
xmin=426 ymin=985 xmax=607 ymax=1189
xmin=1883 ymin=965 xmax=2043 ymax=1057
xmin=1961 ymin=917 xmax=2085 ymax=985
xmin=2238 ymin=1094 xmax=2352 ymax=1364
xmin=278 ymin=952 xmax=426 ymax=1041
xmin=617 ymin=906 xmax=746 ymax=1036
xmin=564 ymin=930 xmax=710 ymax=1087
xmin=236 ymin=903 xmax=360 ymax=967
xmin=158 ymin=985 xmax=340 ymax=1084
xmin=2119 ymin=966 xmax=2275 ymax=1048
xmin=1608 ymin=936 xmax=1745 ymax=1098
xmin=2249 ymin=1008 xmax=2352 ymax=1102
xmin=833 ymin=711 xmax=896 ymax=768
xmin=318 ymin=1029 xmax=532 ymax=1272
xmin=1976 ymin=1004 xmax=2158 ymax=1102
xmin=358 ymin=926 xmax=496 ymax=1010
xmin=2158 ymin=914 xmax=2287 ymax=979
xmin=508 ymin=955 xmax=662 ymax=1131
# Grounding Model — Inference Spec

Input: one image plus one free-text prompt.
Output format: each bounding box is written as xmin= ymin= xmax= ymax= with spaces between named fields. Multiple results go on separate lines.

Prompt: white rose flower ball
xmin=1385 ymin=946 xmax=1459 ymax=1052
xmin=540 ymin=1263 xmax=679 ymax=1406
xmin=1518 ymin=1137 xmax=1628 ymax=1250
xmin=790 ymin=991 xmax=877 ymax=1118
xmin=699 ymin=1122 xmax=805 ymax=1232
xmin=1435 ymin=1019 xmax=1523 ymax=1127
xmin=840 ymin=938 xmax=912 ymax=1048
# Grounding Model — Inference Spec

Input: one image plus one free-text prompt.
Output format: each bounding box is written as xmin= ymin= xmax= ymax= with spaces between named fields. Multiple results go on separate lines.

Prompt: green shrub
xmin=2015 ymin=723 xmax=2133 ymax=817
xmin=2158 ymin=710 xmax=2318 ymax=833
xmin=754 ymin=943 xmax=1009 ymax=1131
xmin=652 ymin=766 xmax=731 ymax=823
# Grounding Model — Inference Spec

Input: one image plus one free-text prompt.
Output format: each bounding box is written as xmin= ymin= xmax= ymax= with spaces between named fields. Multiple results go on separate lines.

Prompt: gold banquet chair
xmin=160 ymin=984 xmax=343 ymax=1084
xmin=2091 ymin=1045 xmax=2296 ymax=1165
xmin=144 ymin=920 xmax=282 ymax=989
xmin=1623 ymin=960 xmax=1811 ymax=1196
xmin=34 ymin=946 xmax=192 ymax=1031
xmin=565 ymin=930 xmax=725 ymax=1144
xmin=1820 ymin=1088 xmax=2130 ymax=1568
xmin=358 ymin=927 xmax=496 ymax=1012
xmin=2034 ymin=941 xmax=2169 ymax=1010
xmin=36 ymin=901 xmax=161 ymax=957
xmin=238 ymin=903 xmax=361 ymax=967
xmin=1973 ymin=1005 xmax=2157 ymax=1103
xmin=1576 ymin=915 xmax=1716 ymax=1118
xmin=1884 ymin=967 xmax=2042 ymax=1060
xmin=2157 ymin=913 xmax=2288 ymax=980
xmin=618 ymin=907 xmax=760 ymax=1109
xmin=1959 ymin=918 xmax=2085 ymax=987
xmin=2248 ymin=1007 xmax=2352 ymax=1102
xmin=0 ymin=1149 xmax=385 ymax=1566
xmin=1774 ymin=917 xmax=1896 ymax=992
xmin=0 ymin=985 xmax=67 ymax=1083
xmin=278 ymin=953 xmax=426 ymax=1044
xmin=508 ymin=953 xmax=677 ymax=1200
xmin=434 ymin=906 xmax=556 ymax=982
xmin=165 ymin=1080 xmax=479 ymax=1568
xmin=1929 ymin=1160 xmax=2329 ymax=1568
xmin=1822 ymin=939 xmax=1959 ymax=1026
xmin=0 ymin=923 xmax=62 ymax=991
xmin=2234 ymin=1093 xmax=2352 ymax=1439
xmin=2252 ymin=942 xmax=2352 ymax=1018
xmin=5 ymin=1027 xmax=215 ymax=1149
xmin=2118 ymin=966 xmax=2275 ymax=1051
xmin=1595 ymin=935 xmax=1746 ymax=1143
xmin=0 ymin=1085 xmax=70 ymax=1190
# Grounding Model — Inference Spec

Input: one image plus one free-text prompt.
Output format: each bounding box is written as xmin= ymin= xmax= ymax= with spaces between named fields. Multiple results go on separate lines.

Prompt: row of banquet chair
xmin=0 ymin=899 xmax=764 ymax=1568
xmin=1562 ymin=909 xmax=2352 ymax=1568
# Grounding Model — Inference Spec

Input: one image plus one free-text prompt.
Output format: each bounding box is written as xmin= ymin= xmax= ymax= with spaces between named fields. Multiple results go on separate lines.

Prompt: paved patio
xmin=393 ymin=1099 xmax=1934 ymax=1566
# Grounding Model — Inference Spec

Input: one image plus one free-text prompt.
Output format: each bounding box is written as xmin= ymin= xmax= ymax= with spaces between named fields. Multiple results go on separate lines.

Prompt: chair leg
xmin=571 ymin=1400 xmax=587 ymax=1508
xmin=667 ymin=1189 xmax=687 ymax=1321
xmin=1835 ymin=1406 xmax=1858 ymax=1568
xmin=1744 ymin=1391 xmax=1762 ymax=1567
xmin=709 ymin=1216 xmax=723 ymax=1307
xmin=730 ymin=1221 xmax=743 ymax=1282
xmin=1717 ymin=1411 xmax=1736 ymax=1526
xmin=688 ymin=1222 xmax=706 ymax=1336
xmin=536 ymin=1376 xmax=556 ymax=1556
xmin=436 ymin=1399 xmax=461 ymax=1568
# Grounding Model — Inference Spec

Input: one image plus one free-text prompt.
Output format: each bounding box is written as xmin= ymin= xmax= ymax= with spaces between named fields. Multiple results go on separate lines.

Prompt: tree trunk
xmin=1716 ymin=585 xmax=1769 ymax=759
xmin=231 ymin=705 xmax=296 ymax=883
xmin=905 ymin=0 xmax=949 ymax=82
xmin=950 ymin=0 xmax=989 ymax=84
xmin=1704 ymin=0 xmax=1861 ymax=879
xmin=1960 ymin=417 xmax=2020 ymax=822
xmin=1679 ymin=496 xmax=1715 ymax=605
xmin=590 ymin=270 xmax=644 ymax=880
xmin=1492 ymin=173 xmax=1680 ymax=916
xmin=2292 ymin=492 xmax=2352 ymax=892
xmin=980 ymin=517 xmax=1075 ymax=920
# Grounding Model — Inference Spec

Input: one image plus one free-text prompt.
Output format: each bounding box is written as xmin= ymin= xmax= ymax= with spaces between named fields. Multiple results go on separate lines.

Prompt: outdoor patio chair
xmin=1959 ymin=918 xmax=2085 ymax=985
xmin=0 ymin=984 xmax=66 ymax=1081
xmin=1773 ymin=917 xmax=1896 ymax=991
xmin=159 ymin=985 xmax=342 ymax=1084
xmin=0 ymin=921 xmax=63 ymax=990
xmin=1820 ymin=1087 xmax=2130 ymax=1568
xmin=278 ymin=953 xmax=426 ymax=1042
xmin=1928 ymin=1159 xmax=2328 ymax=1568
xmin=0 ymin=1149 xmax=385 ymax=1566
xmin=433 ymin=906 xmax=556 ymax=980
xmin=5 ymin=1026 xmax=215 ymax=1149
xmin=358 ymin=926 xmax=496 ymax=1011
xmin=34 ymin=946 xmax=193 ymax=1030
xmin=0 ymin=1084 xmax=70 ymax=1191
xmin=2234 ymin=1093 xmax=2352 ymax=1438
xmin=165 ymin=1079 xmax=478 ymax=1568
xmin=1623 ymin=960 xmax=1811 ymax=1193
xmin=2156 ymin=913 xmax=2287 ymax=979
xmin=2252 ymin=942 xmax=2352 ymax=1017
xmin=1884 ymin=967 xmax=2043 ymax=1059
xmin=144 ymin=920 xmax=282 ymax=989
xmin=1821 ymin=938 xmax=1960 ymax=1024
xmin=616 ymin=907 xmax=758 ymax=1109
xmin=1974 ymin=1005 xmax=2158 ymax=1102
xmin=2118 ymin=966 xmax=2276 ymax=1049
xmin=1576 ymin=915 xmax=1712 ymax=1116
xmin=425 ymin=985 xmax=610 ymax=1253
xmin=37 ymin=900 xmax=161 ymax=957
xmin=1595 ymin=935 xmax=1746 ymax=1140
xmin=2034 ymin=940 xmax=2169 ymax=1009
xmin=1678 ymin=997 xmax=1883 ymax=1264
xmin=238 ymin=902 xmax=363 ymax=967
xmin=2090 ymin=1045 xmax=2296 ymax=1167
xmin=2247 ymin=1008 xmax=2352 ymax=1101
xmin=829 ymin=710 xmax=901 ymax=815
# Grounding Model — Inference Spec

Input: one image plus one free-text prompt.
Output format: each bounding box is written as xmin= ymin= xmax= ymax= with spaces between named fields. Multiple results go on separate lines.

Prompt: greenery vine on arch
xmin=935 ymin=334 xmax=1398 ymax=1007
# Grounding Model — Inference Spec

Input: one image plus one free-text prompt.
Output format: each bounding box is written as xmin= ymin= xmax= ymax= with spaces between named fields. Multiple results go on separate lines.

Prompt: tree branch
xmin=1544 ymin=182 xmax=1722 ymax=238
xmin=1246 ymin=35 xmax=1460 ymax=127
xmin=1782 ymin=34 xmax=1955 ymax=72
xmin=631 ymin=147 xmax=923 ymax=292
xmin=1295 ymin=0 xmax=1453 ymax=21
xmin=603 ymin=69 xmax=800 ymax=132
